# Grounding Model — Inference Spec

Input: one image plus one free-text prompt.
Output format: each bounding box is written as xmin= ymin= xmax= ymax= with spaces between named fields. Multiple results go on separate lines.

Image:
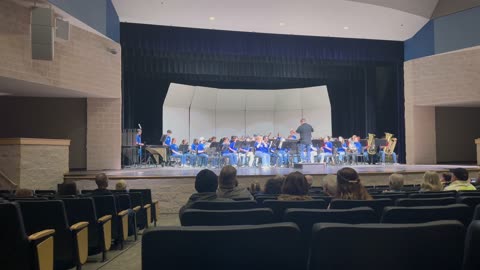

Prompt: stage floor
xmin=65 ymin=164 xmax=480 ymax=180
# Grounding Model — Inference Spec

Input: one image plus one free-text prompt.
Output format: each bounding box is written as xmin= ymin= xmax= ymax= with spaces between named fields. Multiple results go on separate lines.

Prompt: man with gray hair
xmin=296 ymin=118 xmax=314 ymax=163
xmin=384 ymin=173 xmax=405 ymax=193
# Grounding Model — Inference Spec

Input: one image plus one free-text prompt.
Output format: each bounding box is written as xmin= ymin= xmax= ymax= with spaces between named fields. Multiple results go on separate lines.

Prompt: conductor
xmin=296 ymin=118 xmax=314 ymax=163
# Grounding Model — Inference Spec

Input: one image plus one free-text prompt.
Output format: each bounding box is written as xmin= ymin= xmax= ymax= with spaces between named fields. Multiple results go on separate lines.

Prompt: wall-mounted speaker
xmin=55 ymin=18 xmax=69 ymax=41
xmin=31 ymin=7 xmax=54 ymax=60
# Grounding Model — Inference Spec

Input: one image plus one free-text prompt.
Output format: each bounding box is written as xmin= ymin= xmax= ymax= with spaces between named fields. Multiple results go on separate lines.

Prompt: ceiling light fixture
xmin=209 ymin=16 xmax=215 ymax=21
xmin=343 ymin=26 xmax=349 ymax=30
xmin=279 ymin=22 xmax=286 ymax=26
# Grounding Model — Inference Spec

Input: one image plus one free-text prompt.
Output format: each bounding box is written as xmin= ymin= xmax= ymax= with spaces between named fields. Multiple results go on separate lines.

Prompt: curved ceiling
xmin=112 ymin=0 xmax=439 ymax=41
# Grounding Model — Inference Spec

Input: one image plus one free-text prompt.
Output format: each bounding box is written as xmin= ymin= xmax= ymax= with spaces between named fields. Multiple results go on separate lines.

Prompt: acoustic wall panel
xmin=189 ymin=108 xmax=215 ymax=141
xmin=274 ymin=110 xmax=302 ymax=137
xmin=163 ymin=106 xmax=189 ymax=142
xmin=246 ymin=110 xmax=275 ymax=137
xmin=215 ymin=110 xmax=246 ymax=139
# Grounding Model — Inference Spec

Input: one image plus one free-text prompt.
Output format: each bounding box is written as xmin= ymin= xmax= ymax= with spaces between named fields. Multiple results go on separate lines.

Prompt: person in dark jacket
xmin=217 ymin=165 xmax=254 ymax=200
xmin=92 ymin=173 xmax=112 ymax=195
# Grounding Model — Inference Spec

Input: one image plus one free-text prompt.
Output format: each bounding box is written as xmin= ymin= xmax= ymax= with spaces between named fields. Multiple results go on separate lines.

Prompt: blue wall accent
xmin=49 ymin=0 xmax=119 ymax=42
xmin=404 ymin=21 xmax=435 ymax=61
xmin=434 ymin=6 xmax=480 ymax=54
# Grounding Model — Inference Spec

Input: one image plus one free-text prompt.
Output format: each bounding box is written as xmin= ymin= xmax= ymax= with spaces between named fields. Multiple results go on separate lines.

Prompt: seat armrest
xmin=152 ymin=200 xmax=159 ymax=206
xmin=118 ymin=210 xmax=129 ymax=217
xmin=28 ymin=229 xmax=55 ymax=242
xmin=144 ymin=203 xmax=151 ymax=209
xmin=132 ymin=206 xmax=141 ymax=212
xmin=70 ymin=221 xmax=89 ymax=231
xmin=97 ymin=215 xmax=112 ymax=224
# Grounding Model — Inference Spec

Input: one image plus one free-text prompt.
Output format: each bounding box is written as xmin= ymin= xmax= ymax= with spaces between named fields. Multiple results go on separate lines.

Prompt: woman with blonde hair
xmin=335 ymin=167 xmax=372 ymax=200
xmin=420 ymin=171 xmax=443 ymax=192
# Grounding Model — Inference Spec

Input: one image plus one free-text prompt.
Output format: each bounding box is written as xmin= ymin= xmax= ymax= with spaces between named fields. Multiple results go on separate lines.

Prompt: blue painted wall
xmin=49 ymin=0 xmax=119 ymax=42
xmin=405 ymin=6 xmax=480 ymax=60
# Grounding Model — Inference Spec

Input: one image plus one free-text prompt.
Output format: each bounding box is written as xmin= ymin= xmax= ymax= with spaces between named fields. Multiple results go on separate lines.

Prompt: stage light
xmin=343 ymin=26 xmax=349 ymax=30
xmin=209 ymin=16 xmax=215 ymax=21
xmin=279 ymin=22 xmax=286 ymax=26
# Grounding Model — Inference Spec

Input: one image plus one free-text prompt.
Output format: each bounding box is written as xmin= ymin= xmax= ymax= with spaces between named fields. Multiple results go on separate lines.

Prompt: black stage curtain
xmin=121 ymin=23 xmax=405 ymax=162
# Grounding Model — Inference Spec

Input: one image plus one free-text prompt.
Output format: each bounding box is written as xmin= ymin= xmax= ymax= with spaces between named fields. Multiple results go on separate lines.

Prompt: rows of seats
xmin=143 ymin=220 xmax=480 ymax=270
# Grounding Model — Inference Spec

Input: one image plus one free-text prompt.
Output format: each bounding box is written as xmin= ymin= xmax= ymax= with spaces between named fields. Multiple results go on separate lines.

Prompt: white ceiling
xmin=112 ymin=0 xmax=439 ymax=41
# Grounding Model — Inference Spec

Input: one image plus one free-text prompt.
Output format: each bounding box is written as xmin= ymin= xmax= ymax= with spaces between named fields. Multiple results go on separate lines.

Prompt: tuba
xmin=384 ymin=132 xmax=397 ymax=156
xmin=367 ymin=133 xmax=377 ymax=155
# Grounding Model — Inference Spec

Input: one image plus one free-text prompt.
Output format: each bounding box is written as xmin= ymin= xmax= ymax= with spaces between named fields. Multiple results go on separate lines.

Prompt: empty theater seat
xmin=408 ymin=191 xmax=457 ymax=198
xmin=180 ymin=208 xmax=275 ymax=226
xmin=395 ymin=197 xmax=456 ymax=207
xmin=190 ymin=200 xmax=258 ymax=210
xmin=90 ymin=195 xmax=129 ymax=249
xmin=262 ymin=199 xmax=327 ymax=221
xmin=130 ymin=188 xmax=159 ymax=226
xmin=381 ymin=204 xmax=472 ymax=225
xmin=329 ymin=199 xmax=393 ymax=221
xmin=464 ymin=220 xmax=480 ymax=270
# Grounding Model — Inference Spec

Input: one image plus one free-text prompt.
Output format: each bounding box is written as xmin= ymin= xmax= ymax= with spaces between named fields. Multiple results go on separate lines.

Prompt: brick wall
xmin=404 ymin=45 xmax=480 ymax=164
xmin=87 ymin=98 xmax=122 ymax=170
xmin=0 ymin=0 xmax=121 ymax=98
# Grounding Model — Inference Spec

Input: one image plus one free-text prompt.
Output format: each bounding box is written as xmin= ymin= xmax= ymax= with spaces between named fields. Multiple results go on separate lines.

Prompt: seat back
xmin=263 ymin=200 xmax=327 ymax=221
xmin=409 ymin=191 xmax=456 ymax=198
xmin=0 ymin=203 xmax=31 ymax=270
xmin=381 ymin=204 xmax=472 ymax=225
xmin=255 ymin=195 xmax=278 ymax=204
xmin=310 ymin=221 xmax=465 ymax=270
xmin=114 ymin=193 xmax=132 ymax=211
xmin=329 ymin=199 xmax=393 ymax=220
xmin=142 ymin=223 xmax=304 ymax=270
xmin=395 ymin=197 xmax=456 ymax=207
xmin=91 ymin=195 xmax=123 ymax=240
xmin=18 ymin=200 xmax=75 ymax=269
xmin=130 ymin=189 xmax=153 ymax=204
xmin=372 ymin=193 xmax=409 ymax=201
xmin=458 ymin=191 xmax=480 ymax=197
xmin=464 ymin=220 xmax=480 ymax=270
xmin=129 ymin=192 xmax=148 ymax=228
xmin=180 ymin=208 xmax=275 ymax=226
xmin=191 ymin=200 xmax=258 ymax=210
xmin=474 ymin=204 xmax=480 ymax=220
xmin=62 ymin=198 xmax=102 ymax=251
xmin=457 ymin=196 xmax=480 ymax=208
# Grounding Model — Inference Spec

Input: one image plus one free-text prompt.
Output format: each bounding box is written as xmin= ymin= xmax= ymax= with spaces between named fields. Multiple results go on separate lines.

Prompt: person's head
xmin=59 ymin=181 xmax=77 ymax=196
xmin=388 ymin=174 xmax=404 ymax=191
xmin=305 ymin=175 xmax=313 ymax=188
xmin=95 ymin=173 xmax=109 ymax=190
xmin=116 ymin=180 xmax=127 ymax=191
xmin=199 ymin=137 xmax=205 ymax=144
xmin=264 ymin=175 xmax=284 ymax=195
xmin=339 ymin=136 xmax=344 ymax=143
xmin=167 ymin=130 xmax=172 ymax=135
xmin=193 ymin=138 xmax=199 ymax=144
xmin=171 ymin=138 xmax=177 ymax=144
xmin=354 ymin=136 xmax=360 ymax=142
xmin=300 ymin=118 xmax=306 ymax=124
xmin=336 ymin=167 xmax=372 ymax=200
xmin=137 ymin=129 xmax=142 ymax=135
xmin=323 ymin=137 xmax=329 ymax=142
xmin=421 ymin=171 xmax=443 ymax=192
xmin=290 ymin=129 xmax=295 ymax=135
xmin=218 ymin=165 xmax=238 ymax=189
xmin=195 ymin=169 xmax=218 ymax=193
xmin=323 ymin=174 xmax=337 ymax=196
xmin=181 ymin=139 xmax=187 ymax=145
xmin=223 ymin=137 xmax=229 ymax=144
xmin=450 ymin=168 xmax=469 ymax=182
xmin=231 ymin=136 xmax=238 ymax=142
xmin=263 ymin=136 xmax=268 ymax=142
xmin=15 ymin=188 xmax=33 ymax=198
xmin=281 ymin=171 xmax=309 ymax=196
xmin=441 ymin=173 xmax=452 ymax=183
xmin=256 ymin=136 xmax=262 ymax=142
xmin=210 ymin=136 xmax=217 ymax=142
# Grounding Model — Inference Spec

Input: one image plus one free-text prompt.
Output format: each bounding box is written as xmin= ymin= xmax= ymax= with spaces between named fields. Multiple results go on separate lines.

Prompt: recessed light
xmin=209 ymin=16 xmax=215 ymax=21
xmin=343 ymin=26 xmax=349 ymax=30
xmin=279 ymin=22 xmax=286 ymax=26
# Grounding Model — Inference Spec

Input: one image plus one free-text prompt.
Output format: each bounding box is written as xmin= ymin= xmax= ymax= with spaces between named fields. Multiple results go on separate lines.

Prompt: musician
xmin=254 ymin=136 xmax=271 ymax=168
xmin=288 ymin=129 xmax=297 ymax=140
xmin=229 ymin=136 xmax=239 ymax=166
xmin=346 ymin=136 xmax=361 ymax=164
xmin=274 ymin=137 xmax=289 ymax=167
xmin=169 ymin=138 xmax=187 ymax=166
xmin=189 ymin=138 xmax=199 ymax=166
xmin=337 ymin=136 xmax=347 ymax=162
xmin=196 ymin=137 xmax=209 ymax=167
xmin=296 ymin=118 xmax=314 ymax=163
xmin=319 ymin=137 xmax=333 ymax=163
xmin=363 ymin=138 xmax=378 ymax=165
xmin=135 ymin=129 xmax=144 ymax=163
xmin=221 ymin=137 xmax=236 ymax=166
xmin=164 ymin=130 xmax=173 ymax=146
xmin=310 ymin=145 xmax=318 ymax=163
xmin=239 ymin=138 xmax=254 ymax=167
xmin=380 ymin=139 xmax=398 ymax=164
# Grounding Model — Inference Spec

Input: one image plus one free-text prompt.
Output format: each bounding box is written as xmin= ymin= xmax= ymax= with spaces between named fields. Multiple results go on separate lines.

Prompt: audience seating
xmin=130 ymin=189 xmax=159 ymax=226
xmin=409 ymin=191 xmax=456 ymax=198
xmin=180 ymin=208 xmax=275 ymax=226
xmin=381 ymin=204 xmax=472 ymax=225
xmin=142 ymin=222 xmax=305 ymax=270
xmin=34 ymin=190 xmax=56 ymax=196
xmin=129 ymin=192 xmax=151 ymax=229
xmin=310 ymin=195 xmax=332 ymax=205
xmin=262 ymin=200 xmax=327 ymax=221
xmin=114 ymin=193 xmax=139 ymax=239
xmin=474 ymin=205 xmax=480 ymax=220
xmin=309 ymin=221 xmax=465 ymax=270
xmin=17 ymin=200 xmax=89 ymax=270
xmin=191 ymin=200 xmax=258 ymax=210
xmin=81 ymin=190 xmax=94 ymax=194
xmin=395 ymin=197 xmax=456 ymax=207
xmin=255 ymin=195 xmax=278 ymax=204
xmin=457 ymin=191 xmax=480 ymax=197
xmin=0 ymin=202 xmax=55 ymax=270
xmin=464 ymin=220 xmax=480 ymax=270
xmin=372 ymin=193 xmax=409 ymax=201
xmin=61 ymin=198 xmax=112 ymax=261
xmin=457 ymin=196 xmax=480 ymax=208
xmin=90 ymin=195 xmax=129 ymax=249
xmin=329 ymin=199 xmax=393 ymax=221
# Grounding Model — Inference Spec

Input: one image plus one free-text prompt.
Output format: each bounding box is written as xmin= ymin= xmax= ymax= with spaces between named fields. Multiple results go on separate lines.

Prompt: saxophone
xmin=367 ymin=133 xmax=377 ymax=155
xmin=384 ymin=132 xmax=397 ymax=156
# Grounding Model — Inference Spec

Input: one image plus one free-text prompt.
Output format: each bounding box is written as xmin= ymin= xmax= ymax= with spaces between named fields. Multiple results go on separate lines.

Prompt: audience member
xmin=217 ymin=165 xmax=254 ymax=200
xmin=278 ymin=171 xmax=312 ymax=201
xmin=322 ymin=174 xmax=337 ymax=197
xmin=263 ymin=175 xmax=284 ymax=195
xmin=180 ymin=169 xmax=232 ymax=215
xmin=116 ymin=180 xmax=128 ymax=191
xmin=305 ymin=175 xmax=313 ymax=188
xmin=249 ymin=181 xmax=261 ymax=194
xmin=440 ymin=173 xmax=452 ymax=186
xmin=444 ymin=168 xmax=476 ymax=191
xmin=92 ymin=173 xmax=112 ymax=195
xmin=384 ymin=174 xmax=405 ymax=193
xmin=419 ymin=171 xmax=443 ymax=192
xmin=58 ymin=181 xmax=78 ymax=196
xmin=335 ymin=167 xmax=372 ymax=200
xmin=15 ymin=188 xmax=33 ymax=198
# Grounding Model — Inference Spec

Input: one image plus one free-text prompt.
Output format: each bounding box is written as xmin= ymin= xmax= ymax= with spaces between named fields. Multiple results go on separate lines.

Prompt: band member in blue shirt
xmin=319 ymin=137 xmax=333 ymax=163
xmin=135 ymin=129 xmax=144 ymax=163
xmin=221 ymin=137 xmax=235 ymax=166
xmin=274 ymin=137 xmax=289 ymax=167
xmin=254 ymin=136 xmax=271 ymax=168
xmin=196 ymin=137 xmax=208 ymax=167
xmin=164 ymin=130 xmax=172 ymax=146
xmin=239 ymin=139 xmax=254 ymax=167
xmin=169 ymin=138 xmax=186 ymax=166
xmin=288 ymin=129 xmax=297 ymax=140
xmin=228 ymin=136 xmax=239 ymax=166
xmin=337 ymin=136 xmax=347 ymax=162
xmin=189 ymin=138 xmax=199 ymax=166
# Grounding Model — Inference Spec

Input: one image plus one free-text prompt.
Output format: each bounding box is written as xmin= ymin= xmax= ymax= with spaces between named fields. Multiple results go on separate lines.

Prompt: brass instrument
xmin=347 ymin=139 xmax=357 ymax=153
xmin=367 ymin=133 xmax=377 ymax=155
xmin=384 ymin=132 xmax=397 ymax=156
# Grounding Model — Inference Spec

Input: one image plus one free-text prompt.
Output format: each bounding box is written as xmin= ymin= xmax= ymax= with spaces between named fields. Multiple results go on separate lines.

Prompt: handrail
xmin=0 ymin=170 xmax=18 ymax=190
